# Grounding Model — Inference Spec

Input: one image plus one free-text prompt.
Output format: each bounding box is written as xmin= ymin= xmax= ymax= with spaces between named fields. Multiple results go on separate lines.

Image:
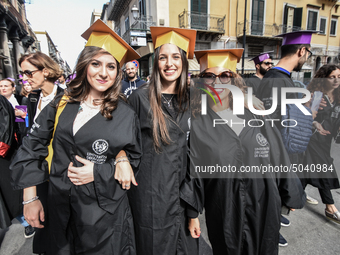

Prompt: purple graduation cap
xmin=275 ymin=30 xmax=318 ymax=46
xmin=249 ymin=51 xmax=273 ymax=65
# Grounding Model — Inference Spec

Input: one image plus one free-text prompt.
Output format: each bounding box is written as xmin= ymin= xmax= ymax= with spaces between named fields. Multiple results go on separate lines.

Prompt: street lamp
xmin=131 ymin=5 xmax=139 ymax=19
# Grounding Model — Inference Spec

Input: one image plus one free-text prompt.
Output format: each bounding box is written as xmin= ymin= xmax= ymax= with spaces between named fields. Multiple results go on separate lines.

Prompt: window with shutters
xmin=319 ymin=17 xmax=327 ymax=34
xmin=191 ymin=0 xmax=208 ymax=30
xmin=307 ymin=9 xmax=318 ymax=30
xmin=125 ymin=16 xmax=130 ymax=33
xmin=248 ymin=45 xmax=264 ymax=57
xmin=330 ymin=18 xmax=337 ymax=36
xmin=251 ymin=0 xmax=265 ymax=35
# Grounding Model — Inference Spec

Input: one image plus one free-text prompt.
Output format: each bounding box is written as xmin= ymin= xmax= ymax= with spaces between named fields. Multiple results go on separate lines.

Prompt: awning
xmin=188 ymin=58 xmax=200 ymax=75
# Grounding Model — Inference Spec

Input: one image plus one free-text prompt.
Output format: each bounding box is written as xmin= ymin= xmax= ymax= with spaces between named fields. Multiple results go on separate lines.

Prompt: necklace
xmin=162 ymin=94 xmax=175 ymax=107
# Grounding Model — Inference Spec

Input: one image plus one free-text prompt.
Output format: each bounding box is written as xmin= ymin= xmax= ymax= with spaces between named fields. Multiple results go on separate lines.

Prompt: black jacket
xmin=189 ymin=107 xmax=306 ymax=255
xmin=11 ymin=97 xmax=142 ymax=254
xmin=127 ymin=87 xmax=198 ymax=255
xmin=121 ymin=77 xmax=146 ymax=98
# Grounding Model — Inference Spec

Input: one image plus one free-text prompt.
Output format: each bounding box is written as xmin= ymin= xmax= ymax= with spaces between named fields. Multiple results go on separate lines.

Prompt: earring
xmin=44 ymin=77 xmax=46 ymax=81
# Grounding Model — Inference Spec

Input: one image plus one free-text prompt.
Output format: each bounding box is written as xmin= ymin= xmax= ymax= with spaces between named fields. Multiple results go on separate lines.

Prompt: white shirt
xmin=73 ymin=101 xmax=100 ymax=135
xmin=58 ymin=82 xmax=67 ymax=90
xmin=8 ymin=94 xmax=19 ymax=108
xmin=34 ymin=85 xmax=58 ymax=122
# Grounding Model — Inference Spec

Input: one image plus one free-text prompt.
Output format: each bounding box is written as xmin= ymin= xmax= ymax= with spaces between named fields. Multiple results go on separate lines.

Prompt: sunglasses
xmin=200 ymin=71 xmax=233 ymax=85
xmin=19 ymin=69 xmax=40 ymax=78
xmin=262 ymin=62 xmax=274 ymax=66
xmin=305 ymin=48 xmax=313 ymax=59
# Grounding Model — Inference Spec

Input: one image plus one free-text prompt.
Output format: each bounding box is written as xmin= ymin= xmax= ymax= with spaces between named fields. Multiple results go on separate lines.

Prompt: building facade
xmin=34 ymin=31 xmax=71 ymax=75
xmin=0 ymin=0 xmax=36 ymax=80
xmin=103 ymin=0 xmax=340 ymax=81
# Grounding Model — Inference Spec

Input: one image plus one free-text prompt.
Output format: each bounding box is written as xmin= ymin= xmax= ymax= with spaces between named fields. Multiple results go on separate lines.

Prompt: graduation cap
xmin=81 ymin=19 xmax=140 ymax=64
xmin=275 ymin=30 xmax=318 ymax=46
xmin=249 ymin=51 xmax=273 ymax=65
xmin=194 ymin=49 xmax=244 ymax=73
xmin=150 ymin=27 xmax=196 ymax=59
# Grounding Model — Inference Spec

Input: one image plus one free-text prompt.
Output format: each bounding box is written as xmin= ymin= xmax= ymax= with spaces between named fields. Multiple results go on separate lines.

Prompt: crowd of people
xmin=0 ymin=19 xmax=339 ymax=255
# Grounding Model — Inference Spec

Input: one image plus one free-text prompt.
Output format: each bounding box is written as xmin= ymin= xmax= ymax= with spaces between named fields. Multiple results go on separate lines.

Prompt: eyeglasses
xmin=305 ymin=48 xmax=313 ymax=59
xmin=262 ymin=62 xmax=274 ymax=66
xmin=199 ymin=71 xmax=233 ymax=85
xmin=19 ymin=69 xmax=40 ymax=78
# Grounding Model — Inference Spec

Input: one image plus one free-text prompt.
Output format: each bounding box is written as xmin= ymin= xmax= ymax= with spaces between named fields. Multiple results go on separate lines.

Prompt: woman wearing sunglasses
xmin=126 ymin=27 xmax=200 ymax=255
xmin=15 ymin=51 xmax=64 ymax=254
xmin=190 ymin=49 xmax=305 ymax=255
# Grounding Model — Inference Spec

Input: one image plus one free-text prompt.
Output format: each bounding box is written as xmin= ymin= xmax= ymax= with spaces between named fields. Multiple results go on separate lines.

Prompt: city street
xmin=1 ymin=143 xmax=339 ymax=255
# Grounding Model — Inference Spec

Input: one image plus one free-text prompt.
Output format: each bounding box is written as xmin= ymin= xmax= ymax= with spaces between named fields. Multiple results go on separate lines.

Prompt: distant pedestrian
xmin=246 ymin=52 xmax=274 ymax=94
xmin=301 ymin=64 xmax=340 ymax=224
xmin=121 ymin=60 xmax=146 ymax=97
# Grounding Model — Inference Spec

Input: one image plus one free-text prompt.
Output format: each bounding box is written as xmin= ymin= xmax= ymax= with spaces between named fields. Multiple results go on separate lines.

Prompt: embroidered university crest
xmin=256 ymin=133 xmax=268 ymax=147
xmin=92 ymin=139 xmax=109 ymax=155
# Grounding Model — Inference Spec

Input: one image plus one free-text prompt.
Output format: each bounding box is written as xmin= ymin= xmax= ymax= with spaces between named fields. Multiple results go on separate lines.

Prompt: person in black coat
xmin=11 ymin=20 xmax=142 ymax=255
xmin=190 ymin=49 xmax=306 ymax=255
xmin=301 ymin=64 xmax=340 ymax=223
xmin=0 ymin=95 xmax=21 ymax=230
xmin=126 ymin=27 xmax=200 ymax=255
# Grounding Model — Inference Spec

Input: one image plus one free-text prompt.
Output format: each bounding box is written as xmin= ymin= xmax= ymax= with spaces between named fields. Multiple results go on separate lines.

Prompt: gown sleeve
xmin=10 ymin=100 xmax=58 ymax=190
xmin=0 ymin=96 xmax=16 ymax=157
xmin=262 ymin=118 xmax=306 ymax=209
xmin=93 ymin=109 xmax=142 ymax=214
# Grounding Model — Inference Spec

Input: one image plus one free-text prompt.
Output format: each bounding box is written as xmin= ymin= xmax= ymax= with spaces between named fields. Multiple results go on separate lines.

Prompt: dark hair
xmin=148 ymin=45 xmax=189 ymax=151
xmin=19 ymin=51 xmax=62 ymax=82
xmin=65 ymin=46 xmax=124 ymax=120
xmin=61 ymin=73 xmax=67 ymax=79
xmin=20 ymin=83 xmax=31 ymax=97
xmin=307 ymin=64 xmax=340 ymax=103
xmin=281 ymin=44 xmax=310 ymax=59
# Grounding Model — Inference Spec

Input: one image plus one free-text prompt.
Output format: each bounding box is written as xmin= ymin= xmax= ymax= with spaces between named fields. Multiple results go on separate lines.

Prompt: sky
xmin=25 ymin=0 xmax=108 ymax=70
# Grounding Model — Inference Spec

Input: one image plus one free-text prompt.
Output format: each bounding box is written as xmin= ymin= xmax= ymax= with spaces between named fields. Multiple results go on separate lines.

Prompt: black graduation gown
xmin=10 ymin=98 xmax=142 ymax=255
xmin=245 ymin=75 xmax=261 ymax=95
xmin=24 ymin=86 xmax=64 ymax=254
xmin=127 ymin=87 xmax=198 ymax=255
xmin=301 ymin=99 xmax=340 ymax=190
xmin=0 ymin=95 xmax=22 ymax=229
xmin=190 ymin=107 xmax=305 ymax=255
xmin=256 ymin=68 xmax=304 ymax=165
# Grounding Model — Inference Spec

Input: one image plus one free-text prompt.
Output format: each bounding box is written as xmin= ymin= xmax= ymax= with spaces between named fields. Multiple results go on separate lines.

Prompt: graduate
xmin=10 ymin=19 xmax=142 ymax=255
xmin=0 ymin=94 xmax=21 ymax=230
xmin=190 ymin=49 xmax=306 ymax=255
xmin=246 ymin=51 xmax=274 ymax=95
xmin=302 ymin=64 xmax=340 ymax=223
xmin=127 ymin=27 xmax=200 ymax=255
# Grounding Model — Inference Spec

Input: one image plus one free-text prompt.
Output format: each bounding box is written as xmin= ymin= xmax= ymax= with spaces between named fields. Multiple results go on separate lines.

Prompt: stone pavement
xmin=1 ymin=143 xmax=339 ymax=255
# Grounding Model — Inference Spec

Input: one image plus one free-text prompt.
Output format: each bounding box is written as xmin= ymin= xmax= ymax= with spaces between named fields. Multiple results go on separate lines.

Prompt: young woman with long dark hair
xmin=11 ymin=20 xmax=142 ymax=254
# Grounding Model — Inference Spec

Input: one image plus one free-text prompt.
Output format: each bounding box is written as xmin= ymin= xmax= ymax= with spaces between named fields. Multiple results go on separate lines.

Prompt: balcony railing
xmin=122 ymin=29 xmax=130 ymax=44
xmin=237 ymin=21 xmax=303 ymax=37
xmin=179 ymin=10 xmax=225 ymax=33
xmin=130 ymin=15 xmax=156 ymax=31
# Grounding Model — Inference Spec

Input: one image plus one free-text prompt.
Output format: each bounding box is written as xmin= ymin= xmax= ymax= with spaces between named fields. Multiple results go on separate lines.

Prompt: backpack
xmin=280 ymin=104 xmax=313 ymax=154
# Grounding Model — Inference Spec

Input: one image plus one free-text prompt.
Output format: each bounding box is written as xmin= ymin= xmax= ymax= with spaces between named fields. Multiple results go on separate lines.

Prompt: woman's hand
xmin=68 ymin=155 xmax=94 ymax=185
xmin=24 ymin=200 xmax=45 ymax=228
xmin=14 ymin=108 xmax=26 ymax=117
xmin=23 ymin=186 xmax=44 ymax=228
xmin=313 ymin=121 xmax=331 ymax=136
xmin=244 ymin=94 xmax=265 ymax=111
xmin=188 ymin=217 xmax=201 ymax=238
xmin=115 ymin=160 xmax=137 ymax=190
